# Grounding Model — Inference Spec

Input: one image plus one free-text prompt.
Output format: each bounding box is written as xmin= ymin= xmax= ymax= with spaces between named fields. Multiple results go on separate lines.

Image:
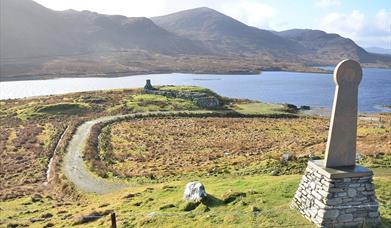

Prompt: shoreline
xmin=0 ymin=68 xmax=333 ymax=82
xmin=2 ymin=62 xmax=391 ymax=83
xmin=303 ymin=106 xmax=391 ymax=117
xmin=2 ymin=63 xmax=390 ymax=83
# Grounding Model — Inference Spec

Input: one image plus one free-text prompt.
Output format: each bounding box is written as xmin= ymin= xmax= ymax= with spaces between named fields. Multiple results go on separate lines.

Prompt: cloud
xmin=320 ymin=9 xmax=391 ymax=48
xmin=374 ymin=9 xmax=391 ymax=34
xmin=220 ymin=0 xmax=276 ymax=28
xmin=320 ymin=10 xmax=365 ymax=38
xmin=315 ymin=0 xmax=341 ymax=8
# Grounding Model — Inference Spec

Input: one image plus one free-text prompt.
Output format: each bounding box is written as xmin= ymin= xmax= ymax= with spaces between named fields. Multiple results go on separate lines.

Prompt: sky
xmin=34 ymin=0 xmax=391 ymax=49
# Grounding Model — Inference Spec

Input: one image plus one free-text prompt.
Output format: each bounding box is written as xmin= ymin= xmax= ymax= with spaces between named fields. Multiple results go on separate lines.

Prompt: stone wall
xmin=144 ymin=89 xmax=220 ymax=108
xmin=292 ymin=161 xmax=380 ymax=227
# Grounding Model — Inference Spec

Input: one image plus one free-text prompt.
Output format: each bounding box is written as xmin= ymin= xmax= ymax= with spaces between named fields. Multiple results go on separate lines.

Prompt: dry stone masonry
xmin=143 ymin=79 xmax=220 ymax=108
xmin=292 ymin=60 xmax=380 ymax=227
xmin=292 ymin=160 xmax=380 ymax=227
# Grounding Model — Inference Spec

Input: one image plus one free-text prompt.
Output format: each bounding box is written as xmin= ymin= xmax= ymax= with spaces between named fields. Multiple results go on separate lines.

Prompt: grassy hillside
xmin=1 ymin=173 xmax=390 ymax=227
xmin=90 ymin=116 xmax=390 ymax=180
xmin=0 ymin=86 xmax=298 ymax=199
xmin=0 ymin=86 xmax=390 ymax=227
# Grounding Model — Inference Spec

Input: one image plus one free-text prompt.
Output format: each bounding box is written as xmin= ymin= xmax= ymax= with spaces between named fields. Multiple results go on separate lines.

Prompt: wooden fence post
xmin=111 ymin=212 xmax=117 ymax=228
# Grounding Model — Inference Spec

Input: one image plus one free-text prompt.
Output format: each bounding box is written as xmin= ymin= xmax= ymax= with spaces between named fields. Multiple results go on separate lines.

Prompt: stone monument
xmin=144 ymin=79 xmax=155 ymax=90
xmin=292 ymin=60 xmax=381 ymax=227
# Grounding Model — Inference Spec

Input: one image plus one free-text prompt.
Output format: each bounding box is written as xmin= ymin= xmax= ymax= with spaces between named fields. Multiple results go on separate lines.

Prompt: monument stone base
xmin=292 ymin=160 xmax=380 ymax=227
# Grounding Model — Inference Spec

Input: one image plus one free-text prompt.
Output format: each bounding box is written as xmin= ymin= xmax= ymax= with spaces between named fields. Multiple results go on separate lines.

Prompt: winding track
xmin=63 ymin=111 xmax=214 ymax=194
xmin=62 ymin=109 xmax=378 ymax=194
xmin=64 ymin=115 xmax=129 ymax=194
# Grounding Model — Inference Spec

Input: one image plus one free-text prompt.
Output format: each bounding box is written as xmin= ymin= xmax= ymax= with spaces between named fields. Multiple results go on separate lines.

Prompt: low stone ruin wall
xmin=144 ymin=89 xmax=220 ymax=108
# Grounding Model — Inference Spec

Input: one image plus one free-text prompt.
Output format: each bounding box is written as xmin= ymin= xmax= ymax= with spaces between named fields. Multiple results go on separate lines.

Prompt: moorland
xmin=0 ymin=86 xmax=390 ymax=227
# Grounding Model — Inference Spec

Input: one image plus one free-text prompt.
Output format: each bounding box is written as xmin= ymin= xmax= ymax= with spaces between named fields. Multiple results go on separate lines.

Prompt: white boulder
xmin=183 ymin=181 xmax=207 ymax=202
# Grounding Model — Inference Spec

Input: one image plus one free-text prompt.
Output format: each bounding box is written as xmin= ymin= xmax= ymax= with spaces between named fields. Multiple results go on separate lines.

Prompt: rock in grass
xmin=247 ymin=190 xmax=259 ymax=195
xmin=147 ymin=212 xmax=158 ymax=217
xmin=31 ymin=194 xmax=43 ymax=203
xmin=221 ymin=191 xmax=246 ymax=203
xmin=181 ymin=201 xmax=200 ymax=211
xmin=73 ymin=210 xmax=111 ymax=225
xmin=43 ymin=223 xmax=54 ymax=228
xmin=194 ymin=204 xmax=210 ymax=213
xmin=239 ymin=200 xmax=248 ymax=206
xmin=280 ymin=153 xmax=294 ymax=162
xmin=183 ymin=182 xmax=207 ymax=202
xmin=250 ymin=206 xmax=261 ymax=213
xmin=30 ymin=218 xmax=45 ymax=223
xmin=98 ymin=203 xmax=109 ymax=208
xmin=162 ymin=185 xmax=176 ymax=191
xmin=309 ymin=154 xmax=321 ymax=160
xmin=7 ymin=223 xmax=24 ymax=228
xmin=271 ymin=170 xmax=278 ymax=176
xmin=40 ymin=213 xmax=53 ymax=219
xmin=159 ymin=204 xmax=175 ymax=210
xmin=122 ymin=193 xmax=136 ymax=199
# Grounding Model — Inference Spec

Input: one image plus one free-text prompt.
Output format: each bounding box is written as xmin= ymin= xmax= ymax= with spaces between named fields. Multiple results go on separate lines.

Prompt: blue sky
xmin=34 ymin=0 xmax=391 ymax=48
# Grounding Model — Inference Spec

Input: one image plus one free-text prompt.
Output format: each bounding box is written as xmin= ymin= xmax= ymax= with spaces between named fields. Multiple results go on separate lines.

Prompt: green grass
xmin=107 ymin=93 xmax=203 ymax=114
xmin=15 ymin=102 xmax=90 ymax=120
xmin=159 ymin=86 xmax=218 ymax=96
xmin=37 ymin=123 xmax=57 ymax=150
xmin=1 ymin=173 xmax=390 ymax=227
xmin=1 ymin=86 xmax=390 ymax=227
xmin=232 ymin=102 xmax=297 ymax=116
xmin=36 ymin=103 xmax=90 ymax=115
xmin=125 ymin=94 xmax=199 ymax=112
xmin=1 ymin=86 xmax=296 ymax=120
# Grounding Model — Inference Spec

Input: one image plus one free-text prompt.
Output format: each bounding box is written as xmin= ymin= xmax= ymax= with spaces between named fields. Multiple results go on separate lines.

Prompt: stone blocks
xmin=292 ymin=160 xmax=380 ymax=227
xmin=144 ymin=88 xmax=220 ymax=108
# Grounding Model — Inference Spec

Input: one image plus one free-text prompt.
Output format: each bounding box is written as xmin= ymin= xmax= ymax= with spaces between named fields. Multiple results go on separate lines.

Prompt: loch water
xmin=1 ymin=68 xmax=390 ymax=113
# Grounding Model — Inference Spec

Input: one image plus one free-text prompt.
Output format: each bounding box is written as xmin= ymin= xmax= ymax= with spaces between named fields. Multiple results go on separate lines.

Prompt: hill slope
xmin=276 ymin=29 xmax=390 ymax=65
xmin=0 ymin=1 xmax=389 ymax=79
xmin=0 ymin=0 xmax=207 ymax=60
xmin=365 ymin=47 xmax=391 ymax=55
xmin=153 ymin=8 xmax=389 ymax=65
xmin=152 ymin=7 xmax=306 ymax=58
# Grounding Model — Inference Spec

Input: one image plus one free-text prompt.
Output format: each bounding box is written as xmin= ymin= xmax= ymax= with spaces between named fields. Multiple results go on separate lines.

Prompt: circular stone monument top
xmin=333 ymin=59 xmax=362 ymax=86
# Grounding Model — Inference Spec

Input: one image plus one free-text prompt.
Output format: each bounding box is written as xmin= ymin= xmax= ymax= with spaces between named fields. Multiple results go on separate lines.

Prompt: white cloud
xmin=315 ymin=0 xmax=341 ymax=8
xmin=221 ymin=0 xmax=276 ymax=28
xmin=320 ymin=9 xmax=391 ymax=48
xmin=374 ymin=9 xmax=391 ymax=34
xmin=320 ymin=10 xmax=365 ymax=38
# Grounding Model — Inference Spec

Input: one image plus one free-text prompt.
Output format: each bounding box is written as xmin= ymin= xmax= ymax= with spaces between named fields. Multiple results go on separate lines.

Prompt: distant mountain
xmin=365 ymin=47 xmax=391 ymax=55
xmin=152 ymin=7 xmax=306 ymax=58
xmin=276 ymin=29 xmax=389 ymax=65
xmin=1 ymin=1 xmax=390 ymax=79
xmin=153 ymin=9 xmax=390 ymax=65
xmin=0 ymin=0 xmax=207 ymax=60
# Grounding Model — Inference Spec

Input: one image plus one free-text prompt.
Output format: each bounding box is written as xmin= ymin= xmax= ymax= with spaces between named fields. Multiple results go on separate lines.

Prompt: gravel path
xmin=63 ymin=115 xmax=129 ymax=194
xmin=63 ymin=111 xmax=214 ymax=194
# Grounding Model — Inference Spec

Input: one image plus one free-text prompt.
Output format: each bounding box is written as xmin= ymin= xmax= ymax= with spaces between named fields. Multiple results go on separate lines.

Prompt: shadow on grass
xmin=201 ymin=194 xmax=225 ymax=208
xmin=380 ymin=217 xmax=390 ymax=228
